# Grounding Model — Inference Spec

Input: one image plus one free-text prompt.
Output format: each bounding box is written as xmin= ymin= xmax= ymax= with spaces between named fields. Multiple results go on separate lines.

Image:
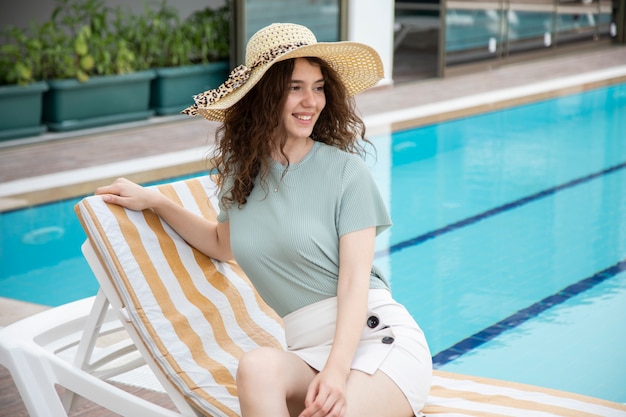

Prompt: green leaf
xmin=1 ymin=44 xmax=19 ymax=55
xmin=75 ymin=36 xmax=88 ymax=55
xmin=80 ymin=54 xmax=95 ymax=71
xmin=80 ymin=25 xmax=92 ymax=38
xmin=76 ymin=69 xmax=89 ymax=82
xmin=15 ymin=62 xmax=33 ymax=84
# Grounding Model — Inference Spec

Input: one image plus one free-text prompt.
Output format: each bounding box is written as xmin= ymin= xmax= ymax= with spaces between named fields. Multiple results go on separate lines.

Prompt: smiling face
xmin=281 ymin=58 xmax=326 ymax=143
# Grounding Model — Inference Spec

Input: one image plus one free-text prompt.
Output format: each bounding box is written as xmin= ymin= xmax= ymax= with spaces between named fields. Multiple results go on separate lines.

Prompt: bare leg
xmin=237 ymin=348 xmax=416 ymax=417
xmin=237 ymin=347 xmax=317 ymax=417
xmin=344 ymin=370 xmax=414 ymax=417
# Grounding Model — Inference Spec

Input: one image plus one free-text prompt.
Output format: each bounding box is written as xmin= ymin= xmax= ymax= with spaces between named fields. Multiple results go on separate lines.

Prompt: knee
xmin=236 ymin=347 xmax=282 ymax=388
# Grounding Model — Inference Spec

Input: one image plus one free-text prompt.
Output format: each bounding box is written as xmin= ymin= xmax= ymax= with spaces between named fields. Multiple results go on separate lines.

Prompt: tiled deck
xmin=1 ymin=45 xmax=625 ymax=416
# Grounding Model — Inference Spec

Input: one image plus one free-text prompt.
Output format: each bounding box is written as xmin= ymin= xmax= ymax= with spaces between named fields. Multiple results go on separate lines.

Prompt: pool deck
xmin=2 ymin=46 xmax=626 ymax=213
xmin=1 ymin=45 xmax=626 ymax=416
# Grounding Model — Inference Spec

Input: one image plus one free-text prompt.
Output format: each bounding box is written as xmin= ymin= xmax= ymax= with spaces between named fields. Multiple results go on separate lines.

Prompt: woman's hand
xmin=300 ymin=367 xmax=348 ymax=417
xmin=95 ymin=178 xmax=163 ymax=211
xmin=96 ymin=177 xmax=232 ymax=261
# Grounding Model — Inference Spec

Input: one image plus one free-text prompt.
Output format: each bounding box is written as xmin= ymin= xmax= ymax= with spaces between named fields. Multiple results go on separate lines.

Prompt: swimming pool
xmin=1 ymin=82 xmax=625 ymax=403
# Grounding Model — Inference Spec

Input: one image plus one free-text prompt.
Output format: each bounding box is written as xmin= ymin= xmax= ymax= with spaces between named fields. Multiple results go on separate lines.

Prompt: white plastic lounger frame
xmin=0 ymin=294 xmax=186 ymax=417
xmin=1 ymin=175 xmax=625 ymax=417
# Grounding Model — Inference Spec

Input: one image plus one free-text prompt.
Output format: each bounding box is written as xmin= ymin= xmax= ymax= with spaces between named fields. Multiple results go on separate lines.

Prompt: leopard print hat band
xmin=183 ymin=41 xmax=308 ymax=112
xmin=181 ymin=23 xmax=384 ymax=122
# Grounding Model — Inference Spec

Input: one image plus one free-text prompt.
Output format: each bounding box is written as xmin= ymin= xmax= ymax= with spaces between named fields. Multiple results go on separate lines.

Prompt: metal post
xmin=231 ymin=0 xmax=247 ymax=66
xmin=617 ymin=0 xmax=626 ymax=43
xmin=502 ymin=0 xmax=509 ymax=59
xmin=340 ymin=0 xmax=349 ymax=41
xmin=438 ymin=0 xmax=447 ymax=77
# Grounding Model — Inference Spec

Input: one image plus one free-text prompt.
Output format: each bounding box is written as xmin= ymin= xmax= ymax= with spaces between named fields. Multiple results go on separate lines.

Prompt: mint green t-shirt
xmin=217 ymin=141 xmax=392 ymax=317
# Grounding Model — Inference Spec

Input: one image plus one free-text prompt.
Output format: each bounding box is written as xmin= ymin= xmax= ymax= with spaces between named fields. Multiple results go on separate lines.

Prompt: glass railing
xmin=443 ymin=0 xmax=614 ymax=67
xmin=233 ymin=0 xmax=342 ymax=65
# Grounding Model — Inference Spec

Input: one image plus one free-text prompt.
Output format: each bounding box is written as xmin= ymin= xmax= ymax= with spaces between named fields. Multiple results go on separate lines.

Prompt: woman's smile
xmin=293 ymin=113 xmax=313 ymax=122
xmin=282 ymin=58 xmax=326 ymax=143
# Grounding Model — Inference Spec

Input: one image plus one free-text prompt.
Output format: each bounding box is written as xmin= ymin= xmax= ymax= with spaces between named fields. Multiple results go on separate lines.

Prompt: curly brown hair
xmin=214 ymin=57 xmax=372 ymax=209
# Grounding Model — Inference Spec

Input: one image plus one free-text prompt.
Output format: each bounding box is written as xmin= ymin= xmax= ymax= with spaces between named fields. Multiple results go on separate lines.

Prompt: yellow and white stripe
xmin=75 ymin=175 xmax=626 ymax=417
xmin=75 ymin=175 xmax=285 ymax=417
xmin=425 ymin=371 xmax=626 ymax=416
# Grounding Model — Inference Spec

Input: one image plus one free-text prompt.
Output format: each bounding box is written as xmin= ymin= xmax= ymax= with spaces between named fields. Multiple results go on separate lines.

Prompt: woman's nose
xmin=302 ymin=88 xmax=316 ymax=106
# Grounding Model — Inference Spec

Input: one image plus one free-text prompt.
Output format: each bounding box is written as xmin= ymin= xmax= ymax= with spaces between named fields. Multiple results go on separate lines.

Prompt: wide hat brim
xmin=196 ymin=41 xmax=384 ymax=122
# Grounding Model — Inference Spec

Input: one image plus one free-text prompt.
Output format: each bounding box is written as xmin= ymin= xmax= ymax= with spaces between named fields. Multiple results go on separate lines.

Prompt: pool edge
xmin=2 ymin=66 xmax=626 ymax=212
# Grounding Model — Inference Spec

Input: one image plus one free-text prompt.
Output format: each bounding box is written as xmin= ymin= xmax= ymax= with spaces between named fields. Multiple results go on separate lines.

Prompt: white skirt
xmin=282 ymin=289 xmax=432 ymax=415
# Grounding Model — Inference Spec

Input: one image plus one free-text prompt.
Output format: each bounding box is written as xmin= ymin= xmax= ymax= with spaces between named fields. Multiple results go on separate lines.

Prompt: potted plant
xmin=39 ymin=0 xmax=155 ymax=132
xmin=126 ymin=2 xmax=230 ymax=116
xmin=0 ymin=26 xmax=49 ymax=140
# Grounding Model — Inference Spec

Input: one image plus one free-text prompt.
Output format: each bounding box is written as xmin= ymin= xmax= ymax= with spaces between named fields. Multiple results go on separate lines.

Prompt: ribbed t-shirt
xmin=217 ymin=141 xmax=392 ymax=317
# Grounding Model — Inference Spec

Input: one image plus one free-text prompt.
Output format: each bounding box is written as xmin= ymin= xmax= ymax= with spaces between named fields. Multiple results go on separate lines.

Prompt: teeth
xmin=295 ymin=114 xmax=312 ymax=121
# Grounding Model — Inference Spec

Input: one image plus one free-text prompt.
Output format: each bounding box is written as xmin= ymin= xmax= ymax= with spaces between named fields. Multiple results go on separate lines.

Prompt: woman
xmin=96 ymin=23 xmax=432 ymax=417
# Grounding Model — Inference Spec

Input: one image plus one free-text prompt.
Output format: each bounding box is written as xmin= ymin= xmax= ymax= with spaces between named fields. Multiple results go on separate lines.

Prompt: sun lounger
xmin=1 ymin=175 xmax=625 ymax=416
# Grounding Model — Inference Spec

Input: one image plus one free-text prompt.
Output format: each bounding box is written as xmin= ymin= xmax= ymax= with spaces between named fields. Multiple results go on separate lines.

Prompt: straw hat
xmin=182 ymin=23 xmax=384 ymax=122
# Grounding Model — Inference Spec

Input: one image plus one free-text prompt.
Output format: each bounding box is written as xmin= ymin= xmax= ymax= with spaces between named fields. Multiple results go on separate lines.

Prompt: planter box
xmin=150 ymin=61 xmax=229 ymax=115
xmin=0 ymin=81 xmax=48 ymax=141
xmin=43 ymin=70 xmax=156 ymax=132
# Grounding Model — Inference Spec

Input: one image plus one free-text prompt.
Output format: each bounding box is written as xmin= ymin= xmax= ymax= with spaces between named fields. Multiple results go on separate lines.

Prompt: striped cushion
xmin=75 ymin=175 xmax=285 ymax=417
xmin=426 ymin=371 xmax=626 ymax=416
xmin=75 ymin=175 xmax=626 ymax=417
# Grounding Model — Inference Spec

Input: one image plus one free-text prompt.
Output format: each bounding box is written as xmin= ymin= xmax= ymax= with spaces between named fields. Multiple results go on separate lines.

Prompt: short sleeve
xmin=337 ymin=157 xmax=391 ymax=237
xmin=216 ymin=177 xmax=230 ymax=223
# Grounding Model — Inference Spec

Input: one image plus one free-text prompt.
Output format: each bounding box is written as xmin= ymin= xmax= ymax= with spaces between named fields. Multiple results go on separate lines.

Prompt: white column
xmin=348 ymin=1 xmax=395 ymax=272
xmin=347 ymin=0 xmax=395 ymax=86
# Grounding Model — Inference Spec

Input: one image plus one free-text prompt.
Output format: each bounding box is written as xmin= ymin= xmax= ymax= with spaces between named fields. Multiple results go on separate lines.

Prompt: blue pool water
xmin=1 ymin=83 xmax=625 ymax=403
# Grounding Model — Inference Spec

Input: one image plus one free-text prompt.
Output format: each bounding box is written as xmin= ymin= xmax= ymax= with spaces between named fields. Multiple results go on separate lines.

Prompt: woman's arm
xmin=301 ymin=226 xmax=375 ymax=417
xmin=95 ymin=178 xmax=232 ymax=261
xmin=328 ymin=226 xmax=374 ymax=375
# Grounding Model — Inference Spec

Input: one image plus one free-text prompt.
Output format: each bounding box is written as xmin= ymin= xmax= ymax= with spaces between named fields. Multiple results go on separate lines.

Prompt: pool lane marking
xmin=376 ymin=160 xmax=626 ymax=259
xmin=431 ymin=258 xmax=626 ymax=367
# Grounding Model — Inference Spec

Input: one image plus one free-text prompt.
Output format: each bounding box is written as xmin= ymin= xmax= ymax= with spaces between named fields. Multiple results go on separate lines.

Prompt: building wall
xmin=0 ymin=0 xmax=226 ymax=30
xmin=347 ymin=0 xmax=395 ymax=86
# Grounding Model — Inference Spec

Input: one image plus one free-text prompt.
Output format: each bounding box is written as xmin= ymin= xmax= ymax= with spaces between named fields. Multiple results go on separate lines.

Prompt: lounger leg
xmin=74 ymin=289 xmax=110 ymax=368
xmin=4 ymin=345 xmax=70 ymax=417
xmin=61 ymin=289 xmax=111 ymax=411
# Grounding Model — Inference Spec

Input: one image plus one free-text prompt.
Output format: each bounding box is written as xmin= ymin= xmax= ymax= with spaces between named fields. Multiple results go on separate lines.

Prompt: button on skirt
xmin=282 ymin=289 xmax=432 ymax=415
